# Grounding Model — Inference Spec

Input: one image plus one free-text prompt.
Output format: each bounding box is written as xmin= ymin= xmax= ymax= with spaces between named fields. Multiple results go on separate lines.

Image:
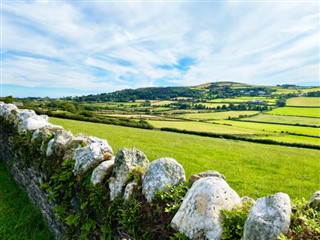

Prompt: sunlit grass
xmin=0 ymin=162 xmax=53 ymax=240
xmin=50 ymin=117 xmax=319 ymax=199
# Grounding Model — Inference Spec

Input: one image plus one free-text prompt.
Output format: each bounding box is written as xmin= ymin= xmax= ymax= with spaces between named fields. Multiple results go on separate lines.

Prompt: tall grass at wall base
xmin=0 ymin=162 xmax=53 ymax=240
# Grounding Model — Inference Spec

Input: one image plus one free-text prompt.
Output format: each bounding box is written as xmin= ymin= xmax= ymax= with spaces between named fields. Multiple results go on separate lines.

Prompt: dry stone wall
xmin=0 ymin=102 xmax=318 ymax=240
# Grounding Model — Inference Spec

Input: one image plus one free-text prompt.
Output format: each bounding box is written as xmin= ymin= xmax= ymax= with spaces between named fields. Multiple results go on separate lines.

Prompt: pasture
xmin=218 ymin=120 xmax=320 ymax=137
xmin=241 ymin=114 xmax=320 ymax=127
xmin=149 ymin=120 xmax=265 ymax=135
xmin=177 ymin=111 xmax=259 ymax=120
xmin=269 ymin=107 xmax=320 ymax=118
xmin=286 ymin=97 xmax=320 ymax=107
xmin=50 ymin=117 xmax=319 ymax=199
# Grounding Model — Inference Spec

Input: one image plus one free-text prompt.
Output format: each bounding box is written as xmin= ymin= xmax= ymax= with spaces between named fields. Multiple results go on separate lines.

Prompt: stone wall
xmin=0 ymin=102 xmax=318 ymax=240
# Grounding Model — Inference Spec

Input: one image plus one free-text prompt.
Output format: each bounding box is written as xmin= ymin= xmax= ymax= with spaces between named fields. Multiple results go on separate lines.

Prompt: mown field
xmin=241 ymin=114 xmax=320 ymax=126
xmin=50 ymin=117 xmax=319 ymax=199
xmin=149 ymin=120 xmax=266 ymax=135
xmin=177 ymin=111 xmax=259 ymax=120
xmin=286 ymin=97 xmax=320 ymax=107
xmin=269 ymin=107 xmax=320 ymax=117
xmin=0 ymin=162 xmax=53 ymax=240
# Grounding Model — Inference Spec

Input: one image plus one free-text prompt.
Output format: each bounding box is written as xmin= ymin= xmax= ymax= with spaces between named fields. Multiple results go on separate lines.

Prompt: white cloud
xmin=1 ymin=1 xmax=319 ymax=97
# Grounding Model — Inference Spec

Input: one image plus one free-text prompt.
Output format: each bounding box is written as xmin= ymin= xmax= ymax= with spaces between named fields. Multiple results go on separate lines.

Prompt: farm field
xmin=269 ymin=107 xmax=320 ymax=118
xmin=208 ymin=96 xmax=277 ymax=104
xmin=148 ymin=120 xmax=265 ymax=135
xmin=0 ymin=162 xmax=53 ymax=240
xmin=286 ymin=97 xmax=320 ymax=107
xmin=241 ymin=114 xmax=320 ymax=127
xmin=252 ymin=134 xmax=320 ymax=146
xmin=177 ymin=111 xmax=259 ymax=120
xmin=50 ymin=117 xmax=319 ymax=199
xmin=218 ymin=120 xmax=320 ymax=137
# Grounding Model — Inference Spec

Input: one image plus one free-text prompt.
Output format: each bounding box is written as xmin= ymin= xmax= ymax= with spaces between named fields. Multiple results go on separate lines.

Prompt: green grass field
xmin=149 ymin=120 xmax=265 ymax=135
xmin=286 ymin=97 xmax=320 ymax=107
xmin=269 ymin=107 xmax=320 ymax=118
xmin=0 ymin=162 xmax=53 ymax=240
xmin=241 ymin=114 xmax=320 ymax=127
xmin=252 ymin=134 xmax=320 ymax=146
xmin=208 ymin=97 xmax=276 ymax=104
xmin=50 ymin=117 xmax=319 ymax=199
xmin=178 ymin=111 xmax=259 ymax=120
xmin=218 ymin=120 xmax=320 ymax=137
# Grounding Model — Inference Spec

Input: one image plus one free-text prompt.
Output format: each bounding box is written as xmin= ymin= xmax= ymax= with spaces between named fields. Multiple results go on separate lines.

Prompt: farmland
xmin=50 ymin=117 xmax=319 ymax=199
xmin=269 ymin=107 xmax=320 ymax=118
xmin=177 ymin=111 xmax=259 ymax=120
xmin=286 ymin=97 xmax=320 ymax=107
xmin=241 ymin=114 xmax=320 ymax=127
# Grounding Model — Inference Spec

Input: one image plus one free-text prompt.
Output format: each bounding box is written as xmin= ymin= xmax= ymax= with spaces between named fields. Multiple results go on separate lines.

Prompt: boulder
xmin=46 ymin=130 xmax=73 ymax=157
xmin=189 ymin=170 xmax=226 ymax=183
xmin=0 ymin=103 xmax=19 ymax=122
xmin=124 ymin=182 xmax=138 ymax=201
xmin=73 ymin=136 xmax=113 ymax=176
xmin=242 ymin=192 xmax=291 ymax=240
xmin=91 ymin=158 xmax=115 ymax=186
xmin=142 ymin=157 xmax=186 ymax=202
xmin=109 ymin=147 xmax=149 ymax=201
xmin=31 ymin=125 xmax=64 ymax=153
xmin=17 ymin=114 xmax=50 ymax=134
xmin=171 ymin=176 xmax=241 ymax=240
xmin=309 ymin=191 xmax=320 ymax=210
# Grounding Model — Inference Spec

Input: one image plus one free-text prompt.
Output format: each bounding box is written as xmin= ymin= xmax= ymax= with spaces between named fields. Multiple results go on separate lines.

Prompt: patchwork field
xmin=149 ymin=120 xmax=265 ymax=135
xmin=286 ymin=97 xmax=320 ymax=107
xmin=50 ymin=117 xmax=319 ymax=199
xmin=177 ymin=111 xmax=259 ymax=120
xmin=241 ymin=114 xmax=320 ymax=127
xmin=269 ymin=107 xmax=320 ymax=118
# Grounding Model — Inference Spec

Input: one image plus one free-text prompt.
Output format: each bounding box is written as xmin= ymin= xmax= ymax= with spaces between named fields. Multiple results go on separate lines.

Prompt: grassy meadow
xmin=269 ymin=107 xmax=320 ymax=118
xmin=0 ymin=162 xmax=53 ymax=240
xmin=178 ymin=111 xmax=259 ymax=120
xmin=50 ymin=117 xmax=319 ymax=199
xmin=241 ymin=114 xmax=320 ymax=126
xmin=286 ymin=97 xmax=320 ymax=107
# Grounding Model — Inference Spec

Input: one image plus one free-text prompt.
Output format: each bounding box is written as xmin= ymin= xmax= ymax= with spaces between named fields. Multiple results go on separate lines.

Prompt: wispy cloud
xmin=1 ymin=1 xmax=319 ymax=97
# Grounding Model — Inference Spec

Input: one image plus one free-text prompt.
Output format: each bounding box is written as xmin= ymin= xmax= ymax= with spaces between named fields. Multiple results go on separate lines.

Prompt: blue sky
xmin=1 ymin=0 xmax=319 ymax=98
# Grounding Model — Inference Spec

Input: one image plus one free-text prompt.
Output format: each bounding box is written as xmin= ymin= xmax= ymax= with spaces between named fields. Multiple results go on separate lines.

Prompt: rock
xmin=124 ymin=182 xmax=137 ymax=201
xmin=142 ymin=157 xmax=186 ymax=202
xmin=109 ymin=147 xmax=149 ymax=201
xmin=31 ymin=125 xmax=64 ymax=153
xmin=242 ymin=192 xmax=291 ymax=240
xmin=309 ymin=191 xmax=320 ymax=210
xmin=91 ymin=158 xmax=115 ymax=186
xmin=73 ymin=136 xmax=113 ymax=176
xmin=0 ymin=103 xmax=19 ymax=122
xmin=18 ymin=115 xmax=50 ymax=134
xmin=189 ymin=170 xmax=226 ymax=183
xmin=171 ymin=176 xmax=240 ymax=239
xmin=46 ymin=130 xmax=73 ymax=157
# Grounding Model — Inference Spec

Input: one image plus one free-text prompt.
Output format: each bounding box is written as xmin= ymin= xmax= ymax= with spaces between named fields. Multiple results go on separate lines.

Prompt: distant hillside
xmin=69 ymin=81 xmax=312 ymax=102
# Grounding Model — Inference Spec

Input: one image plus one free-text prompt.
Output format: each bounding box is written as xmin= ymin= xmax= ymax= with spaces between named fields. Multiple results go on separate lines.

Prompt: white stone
xmin=17 ymin=115 xmax=50 ymax=134
xmin=91 ymin=158 xmax=115 ymax=186
xmin=242 ymin=192 xmax=291 ymax=240
xmin=124 ymin=182 xmax=137 ymax=201
xmin=46 ymin=130 xmax=73 ymax=157
xmin=73 ymin=136 xmax=113 ymax=176
xmin=171 ymin=176 xmax=241 ymax=240
xmin=109 ymin=147 xmax=149 ymax=201
xmin=142 ymin=157 xmax=185 ymax=202
xmin=309 ymin=191 xmax=320 ymax=209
